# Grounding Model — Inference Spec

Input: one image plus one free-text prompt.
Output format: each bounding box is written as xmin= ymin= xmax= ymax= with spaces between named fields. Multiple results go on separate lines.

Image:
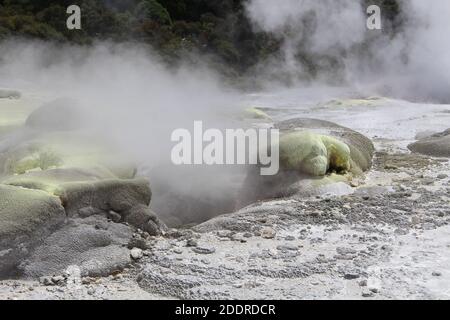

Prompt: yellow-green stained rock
xmin=321 ymin=135 xmax=351 ymax=171
xmin=275 ymin=118 xmax=374 ymax=173
xmin=0 ymin=132 xmax=137 ymax=179
xmin=319 ymin=97 xmax=385 ymax=109
xmin=7 ymin=149 xmax=63 ymax=175
xmin=0 ymin=94 xmax=168 ymax=277
xmin=239 ymin=118 xmax=374 ymax=204
xmin=0 ymin=184 xmax=65 ymax=236
xmin=0 ymin=184 xmax=66 ymax=276
xmin=243 ymin=107 xmax=271 ymax=120
xmin=279 ymin=131 xmax=351 ymax=176
xmin=2 ymin=167 xmax=117 ymax=193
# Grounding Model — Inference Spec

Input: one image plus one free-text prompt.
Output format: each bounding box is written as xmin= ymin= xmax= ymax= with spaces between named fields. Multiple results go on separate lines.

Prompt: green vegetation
xmin=0 ymin=0 xmax=403 ymax=77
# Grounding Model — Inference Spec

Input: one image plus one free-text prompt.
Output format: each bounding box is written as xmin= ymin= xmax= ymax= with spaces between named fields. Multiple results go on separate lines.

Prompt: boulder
xmin=279 ymin=131 xmax=351 ymax=176
xmin=124 ymin=204 xmax=166 ymax=236
xmin=238 ymin=118 xmax=374 ymax=205
xmin=0 ymin=93 xmax=169 ymax=278
xmin=275 ymin=118 xmax=374 ymax=173
xmin=0 ymin=176 xmax=165 ymax=277
xmin=25 ymin=98 xmax=84 ymax=131
xmin=19 ymin=216 xmax=133 ymax=278
xmin=56 ymin=178 xmax=152 ymax=216
xmin=408 ymin=129 xmax=450 ymax=157
xmin=0 ymin=185 xmax=66 ymax=277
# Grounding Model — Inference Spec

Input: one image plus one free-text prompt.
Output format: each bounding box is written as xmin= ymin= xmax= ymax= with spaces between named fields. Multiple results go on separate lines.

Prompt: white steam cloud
xmin=0 ymin=40 xmax=244 ymax=225
xmin=0 ymin=40 xmax=239 ymax=164
xmin=245 ymin=0 xmax=450 ymax=103
xmin=381 ymin=0 xmax=450 ymax=102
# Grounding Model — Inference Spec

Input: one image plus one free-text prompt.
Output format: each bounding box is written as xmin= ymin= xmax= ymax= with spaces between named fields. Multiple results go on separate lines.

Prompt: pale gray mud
xmin=2 ymin=91 xmax=450 ymax=300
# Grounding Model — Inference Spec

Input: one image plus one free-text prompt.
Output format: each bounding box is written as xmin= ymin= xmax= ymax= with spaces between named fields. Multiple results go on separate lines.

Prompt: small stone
xmin=39 ymin=276 xmax=53 ymax=286
xmin=344 ymin=272 xmax=360 ymax=280
xmin=87 ymin=288 xmax=95 ymax=295
xmin=113 ymin=274 xmax=123 ymax=281
xmin=350 ymin=181 xmax=359 ymax=187
xmin=107 ymin=210 xmax=122 ymax=223
xmin=411 ymin=216 xmax=421 ymax=225
xmin=217 ymin=230 xmax=233 ymax=238
xmin=94 ymin=221 xmax=109 ymax=230
xmin=277 ymin=244 xmax=298 ymax=251
xmin=144 ymin=220 xmax=161 ymax=236
xmin=127 ymin=237 xmax=149 ymax=250
xmin=362 ymin=291 xmax=374 ymax=298
xmin=243 ymin=232 xmax=253 ymax=238
xmin=173 ymin=248 xmax=183 ymax=254
xmin=394 ymin=228 xmax=409 ymax=236
xmin=260 ymin=227 xmax=276 ymax=239
xmin=359 ymin=280 xmax=368 ymax=287
xmin=130 ymin=248 xmax=143 ymax=260
xmin=369 ymin=288 xmax=379 ymax=293
xmin=422 ymin=178 xmax=434 ymax=185
xmin=192 ymin=246 xmax=216 ymax=255
xmin=186 ymin=239 xmax=198 ymax=247
xmin=437 ymin=174 xmax=448 ymax=180
xmin=143 ymin=250 xmax=151 ymax=257
xmin=81 ymin=277 xmax=93 ymax=285
xmin=432 ymin=271 xmax=442 ymax=277
xmin=78 ymin=207 xmax=100 ymax=218
xmin=51 ymin=276 xmax=65 ymax=285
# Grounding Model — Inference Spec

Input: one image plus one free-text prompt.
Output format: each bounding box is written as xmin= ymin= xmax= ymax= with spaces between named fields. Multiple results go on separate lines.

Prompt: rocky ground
xmin=1 ymin=90 xmax=450 ymax=300
xmin=2 ymin=148 xmax=449 ymax=300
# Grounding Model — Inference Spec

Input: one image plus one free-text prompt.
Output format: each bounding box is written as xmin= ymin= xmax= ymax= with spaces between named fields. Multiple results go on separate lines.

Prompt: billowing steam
xmin=245 ymin=0 xmax=450 ymax=103
xmin=0 ymin=40 xmax=243 ymax=226
xmin=245 ymin=0 xmax=366 ymax=81
xmin=0 ymin=40 xmax=240 ymax=163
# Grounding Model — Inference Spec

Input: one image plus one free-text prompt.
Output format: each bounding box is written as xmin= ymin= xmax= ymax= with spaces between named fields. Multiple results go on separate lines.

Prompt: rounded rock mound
xmin=0 ymin=184 xmax=66 ymax=277
xmin=275 ymin=118 xmax=374 ymax=174
xmin=25 ymin=98 xmax=84 ymax=131
xmin=408 ymin=129 xmax=450 ymax=157
xmin=238 ymin=118 xmax=374 ymax=205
